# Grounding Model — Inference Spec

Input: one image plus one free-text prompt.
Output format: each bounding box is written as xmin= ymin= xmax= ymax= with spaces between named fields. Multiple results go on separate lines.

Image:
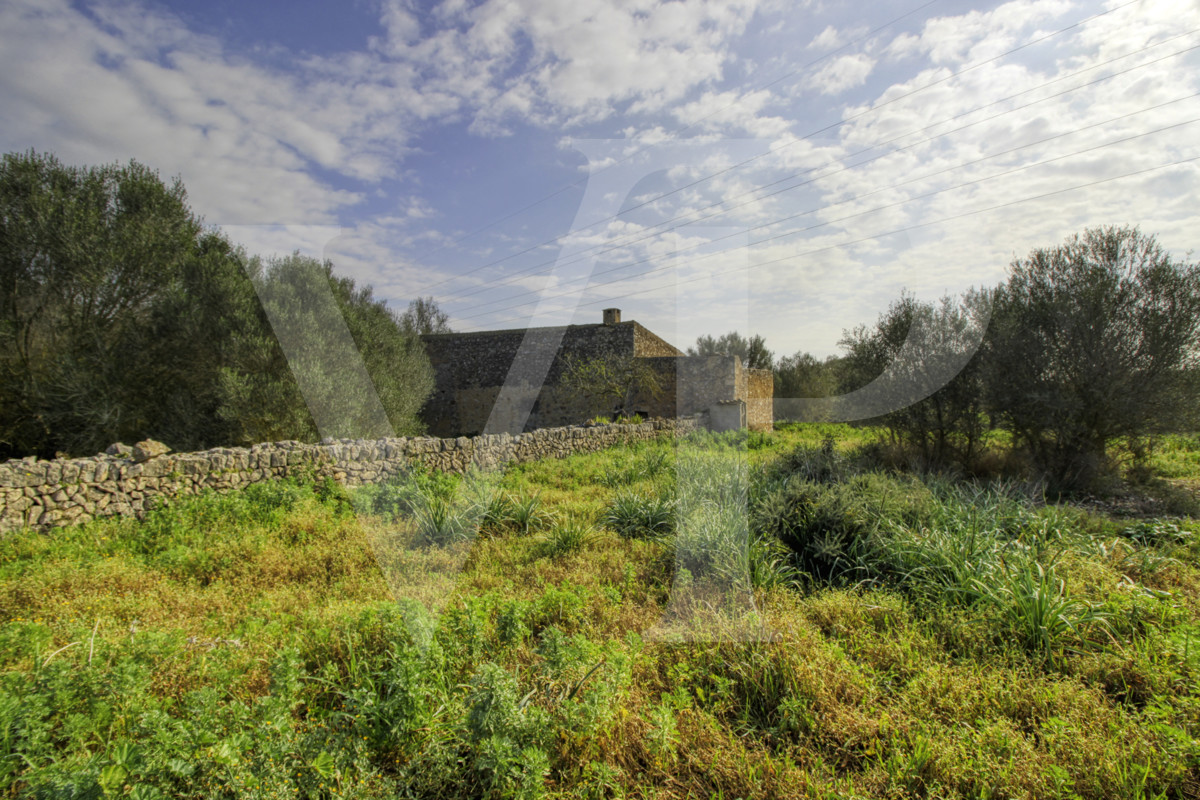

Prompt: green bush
xmin=539 ymin=517 xmax=599 ymax=558
xmin=602 ymin=492 xmax=676 ymax=540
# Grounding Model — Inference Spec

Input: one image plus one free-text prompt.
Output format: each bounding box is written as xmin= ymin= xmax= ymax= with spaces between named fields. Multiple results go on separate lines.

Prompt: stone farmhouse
xmin=420 ymin=309 xmax=773 ymax=437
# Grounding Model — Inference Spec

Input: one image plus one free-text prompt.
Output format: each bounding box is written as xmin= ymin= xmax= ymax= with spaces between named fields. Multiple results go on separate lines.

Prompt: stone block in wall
xmin=140 ymin=458 xmax=177 ymax=479
xmin=0 ymin=418 xmax=701 ymax=533
xmin=5 ymin=460 xmax=45 ymax=489
xmin=178 ymin=457 xmax=209 ymax=476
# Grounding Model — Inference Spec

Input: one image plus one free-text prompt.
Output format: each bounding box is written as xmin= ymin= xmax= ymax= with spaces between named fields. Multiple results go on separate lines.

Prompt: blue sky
xmin=1 ymin=0 xmax=1197 ymax=357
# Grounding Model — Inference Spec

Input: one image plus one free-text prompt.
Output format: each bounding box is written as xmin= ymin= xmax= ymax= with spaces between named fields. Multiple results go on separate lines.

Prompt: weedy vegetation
xmin=2 ymin=424 xmax=1200 ymax=798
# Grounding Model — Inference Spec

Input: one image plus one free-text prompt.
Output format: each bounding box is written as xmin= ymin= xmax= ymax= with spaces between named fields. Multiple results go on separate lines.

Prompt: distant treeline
xmin=5 ymin=151 xmax=1198 ymax=492
xmin=0 ymin=151 xmax=441 ymax=460
xmin=703 ymin=226 xmax=1200 ymax=491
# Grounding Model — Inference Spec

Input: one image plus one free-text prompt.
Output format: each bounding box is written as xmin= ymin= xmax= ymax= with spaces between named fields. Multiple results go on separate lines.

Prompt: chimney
xmin=603 ymin=308 xmax=621 ymax=325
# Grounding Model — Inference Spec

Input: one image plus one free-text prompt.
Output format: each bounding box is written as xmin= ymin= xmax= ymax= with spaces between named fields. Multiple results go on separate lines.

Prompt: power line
xmin=443 ymin=41 xmax=1200 ymax=312
xmin=564 ymin=153 xmax=1200 ymax=313
xmin=425 ymin=0 xmax=1142 ymax=297
xmin=460 ymin=152 xmax=1198 ymax=330
xmin=462 ymin=137 xmax=1199 ymax=328
xmin=408 ymin=0 xmax=943 ymax=293
xmin=453 ymin=104 xmax=1200 ymax=324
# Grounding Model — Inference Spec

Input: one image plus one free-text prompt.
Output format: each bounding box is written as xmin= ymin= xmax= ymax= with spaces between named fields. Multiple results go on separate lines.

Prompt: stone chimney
xmin=603 ymin=308 xmax=621 ymax=325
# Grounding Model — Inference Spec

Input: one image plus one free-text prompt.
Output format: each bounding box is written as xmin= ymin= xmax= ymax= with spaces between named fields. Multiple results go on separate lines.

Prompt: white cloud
xmin=809 ymin=53 xmax=875 ymax=95
xmin=0 ymin=0 xmax=382 ymax=225
xmin=3 ymin=0 xmax=1198 ymax=358
xmin=446 ymin=0 xmax=763 ymax=128
xmin=808 ymin=24 xmax=844 ymax=51
xmin=1 ymin=0 xmax=765 ymax=229
xmin=669 ymin=89 xmax=792 ymax=137
xmin=883 ymin=32 xmax=921 ymax=61
xmin=909 ymin=0 xmax=1074 ymax=65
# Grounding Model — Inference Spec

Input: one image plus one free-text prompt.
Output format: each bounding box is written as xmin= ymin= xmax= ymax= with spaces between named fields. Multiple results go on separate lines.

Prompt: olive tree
xmin=0 ymin=150 xmax=256 ymax=457
xmin=987 ymin=226 xmax=1200 ymax=490
xmin=839 ymin=291 xmax=991 ymax=467
xmin=773 ymin=351 xmax=843 ymax=400
xmin=560 ymin=354 xmax=664 ymax=420
xmin=0 ymin=150 xmax=434 ymax=456
xmin=219 ymin=253 xmax=434 ymax=443
xmin=401 ymin=295 xmax=453 ymax=335
xmin=687 ymin=331 xmax=774 ymax=370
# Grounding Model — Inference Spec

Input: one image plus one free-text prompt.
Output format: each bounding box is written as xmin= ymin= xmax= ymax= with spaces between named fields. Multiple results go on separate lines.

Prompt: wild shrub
xmin=1120 ymin=519 xmax=1191 ymax=548
xmin=971 ymin=561 xmax=1112 ymax=662
xmin=355 ymin=465 xmax=459 ymax=521
xmin=464 ymin=663 xmax=552 ymax=797
xmin=539 ymin=518 xmax=599 ymax=558
xmin=751 ymin=472 xmax=931 ymax=582
xmin=309 ymin=638 xmax=439 ymax=761
xmin=602 ymin=492 xmax=676 ymax=540
xmin=481 ymin=491 xmax=551 ymax=537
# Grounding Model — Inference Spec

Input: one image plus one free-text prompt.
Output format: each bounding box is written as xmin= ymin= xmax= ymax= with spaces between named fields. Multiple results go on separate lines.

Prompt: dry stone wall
xmin=0 ymin=418 xmax=700 ymax=535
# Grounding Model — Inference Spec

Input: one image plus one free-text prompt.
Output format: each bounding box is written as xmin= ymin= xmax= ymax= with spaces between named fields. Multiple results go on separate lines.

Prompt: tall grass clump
xmin=866 ymin=480 xmax=1039 ymax=601
xmin=354 ymin=464 xmax=460 ymax=521
xmin=482 ymin=491 xmax=552 ymax=537
xmin=411 ymin=493 xmax=481 ymax=546
xmin=668 ymin=442 xmax=800 ymax=589
xmin=751 ymin=472 xmax=932 ymax=583
xmin=599 ymin=444 xmax=673 ymax=488
xmin=539 ymin=517 xmax=600 ymax=558
xmin=602 ymin=491 xmax=675 ymax=540
xmin=970 ymin=560 xmax=1113 ymax=662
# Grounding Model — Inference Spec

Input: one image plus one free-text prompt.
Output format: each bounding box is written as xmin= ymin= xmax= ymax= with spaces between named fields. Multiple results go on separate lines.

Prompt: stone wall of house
xmin=419 ymin=314 xmax=774 ymax=437
xmin=633 ymin=324 xmax=686 ymax=358
xmin=747 ymin=368 xmax=775 ymax=431
xmin=0 ymin=418 xmax=701 ymax=535
xmin=639 ymin=355 xmax=754 ymax=420
xmin=420 ymin=319 xmax=683 ymax=436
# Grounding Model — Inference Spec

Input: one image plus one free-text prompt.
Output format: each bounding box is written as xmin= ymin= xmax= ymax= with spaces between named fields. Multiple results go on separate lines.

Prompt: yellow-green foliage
xmin=2 ymin=426 xmax=1199 ymax=798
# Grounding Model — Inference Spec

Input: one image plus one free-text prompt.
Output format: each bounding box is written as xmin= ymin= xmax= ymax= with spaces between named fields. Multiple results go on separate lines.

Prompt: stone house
xmin=420 ymin=309 xmax=773 ymax=436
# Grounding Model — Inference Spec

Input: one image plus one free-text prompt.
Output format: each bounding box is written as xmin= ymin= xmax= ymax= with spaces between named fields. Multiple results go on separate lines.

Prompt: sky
xmin=1 ymin=0 xmax=1198 ymax=358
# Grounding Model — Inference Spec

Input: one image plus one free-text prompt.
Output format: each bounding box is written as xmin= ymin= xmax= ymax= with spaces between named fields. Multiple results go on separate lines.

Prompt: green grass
xmin=2 ymin=426 xmax=1200 ymax=798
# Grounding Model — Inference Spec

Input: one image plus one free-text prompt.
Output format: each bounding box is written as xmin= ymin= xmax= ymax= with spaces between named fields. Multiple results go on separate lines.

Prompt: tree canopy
xmin=0 ymin=150 xmax=434 ymax=458
xmin=834 ymin=226 xmax=1200 ymax=490
xmin=986 ymin=226 xmax=1200 ymax=488
xmin=687 ymin=331 xmax=773 ymax=369
xmin=401 ymin=295 xmax=453 ymax=336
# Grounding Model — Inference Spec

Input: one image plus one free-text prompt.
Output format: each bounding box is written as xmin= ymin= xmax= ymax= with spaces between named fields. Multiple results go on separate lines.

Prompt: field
xmin=2 ymin=424 xmax=1200 ymax=799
